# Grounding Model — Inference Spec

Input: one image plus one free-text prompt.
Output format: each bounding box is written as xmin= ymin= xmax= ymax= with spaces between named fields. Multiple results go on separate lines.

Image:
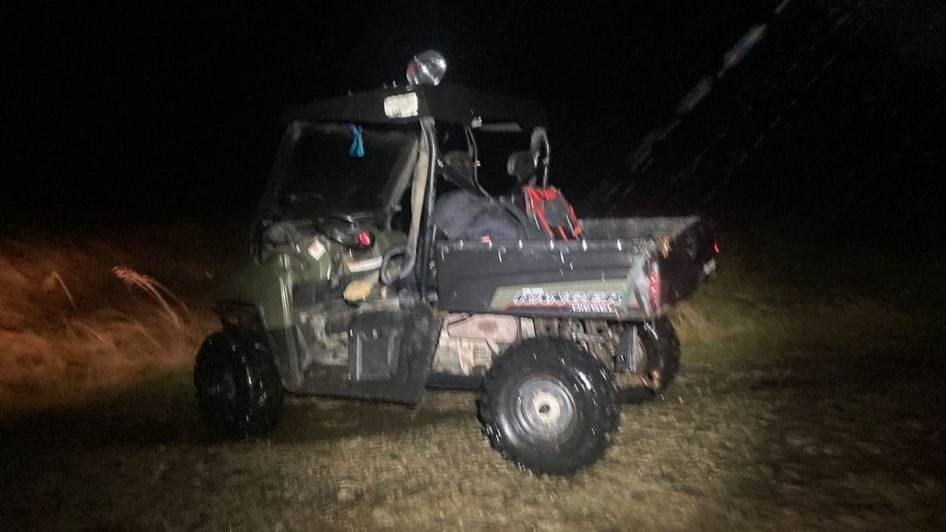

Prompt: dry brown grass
xmin=0 ymin=230 xmax=222 ymax=413
xmin=669 ymin=301 xmax=723 ymax=344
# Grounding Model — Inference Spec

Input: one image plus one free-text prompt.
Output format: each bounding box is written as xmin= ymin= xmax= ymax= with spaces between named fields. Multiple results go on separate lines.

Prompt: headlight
xmin=406 ymin=50 xmax=447 ymax=86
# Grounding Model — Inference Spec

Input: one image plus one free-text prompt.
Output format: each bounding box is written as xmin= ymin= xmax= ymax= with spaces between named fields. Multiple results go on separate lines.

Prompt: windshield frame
xmin=257 ymin=120 xmax=420 ymax=225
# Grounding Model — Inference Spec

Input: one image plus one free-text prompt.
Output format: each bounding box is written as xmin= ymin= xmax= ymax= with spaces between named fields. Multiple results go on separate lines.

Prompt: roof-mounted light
xmin=406 ymin=50 xmax=447 ymax=86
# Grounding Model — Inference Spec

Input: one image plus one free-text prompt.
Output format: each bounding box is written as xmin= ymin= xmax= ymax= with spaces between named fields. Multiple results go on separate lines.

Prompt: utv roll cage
xmin=254 ymin=83 xmax=549 ymax=301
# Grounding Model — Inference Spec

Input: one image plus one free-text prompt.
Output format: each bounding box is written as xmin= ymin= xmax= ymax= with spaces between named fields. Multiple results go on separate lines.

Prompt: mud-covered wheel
xmin=639 ymin=316 xmax=681 ymax=389
xmin=194 ymin=330 xmax=284 ymax=437
xmin=478 ymin=338 xmax=619 ymax=475
xmin=619 ymin=316 xmax=681 ymax=402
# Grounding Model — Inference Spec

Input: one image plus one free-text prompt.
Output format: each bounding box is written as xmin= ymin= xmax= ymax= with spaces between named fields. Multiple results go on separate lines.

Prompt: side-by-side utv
xmin=194 ymin=54 xmax=718 ymax=475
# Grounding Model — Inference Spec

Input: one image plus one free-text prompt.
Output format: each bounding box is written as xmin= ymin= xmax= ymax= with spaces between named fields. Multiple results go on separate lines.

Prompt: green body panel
xmin=218 ymin=251 xmax=298 ymax=330
xmin=218 ymin=227 xmax=406 ymax=330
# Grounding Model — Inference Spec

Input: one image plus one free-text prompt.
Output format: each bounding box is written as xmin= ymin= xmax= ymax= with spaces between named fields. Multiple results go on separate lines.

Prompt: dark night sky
xmin=3 ymin=1 xmax=944 ymax=242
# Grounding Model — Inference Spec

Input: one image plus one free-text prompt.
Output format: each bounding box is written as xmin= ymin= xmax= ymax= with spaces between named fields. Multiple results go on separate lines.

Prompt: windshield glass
xmin=278 ymin=123 xmax=418 ymax=218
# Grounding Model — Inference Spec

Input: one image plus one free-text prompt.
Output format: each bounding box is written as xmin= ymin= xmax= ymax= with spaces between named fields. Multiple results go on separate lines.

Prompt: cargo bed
xmin=434 ymin=216 xmax=716 ymax=321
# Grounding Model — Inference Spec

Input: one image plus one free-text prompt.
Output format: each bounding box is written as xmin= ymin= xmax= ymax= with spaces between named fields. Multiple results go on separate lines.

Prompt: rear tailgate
xmin=650 ymin=218 xmax=717 ymax=309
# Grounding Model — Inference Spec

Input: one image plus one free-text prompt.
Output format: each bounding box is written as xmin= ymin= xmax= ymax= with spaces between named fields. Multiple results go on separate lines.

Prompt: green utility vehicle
xmin=194 ymin=53 xmax=718 ymax=474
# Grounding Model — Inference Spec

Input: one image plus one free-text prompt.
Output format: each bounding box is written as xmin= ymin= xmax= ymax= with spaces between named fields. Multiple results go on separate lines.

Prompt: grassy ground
xmin=1 ymin=227 xmax=944 ymax=530
xmin=0 ymin=225 xmax=234 ymax=413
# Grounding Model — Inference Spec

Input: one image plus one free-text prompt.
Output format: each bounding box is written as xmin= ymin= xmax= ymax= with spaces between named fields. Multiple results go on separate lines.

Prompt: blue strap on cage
xmin=348 ymin=124 xmax=365 ymax=158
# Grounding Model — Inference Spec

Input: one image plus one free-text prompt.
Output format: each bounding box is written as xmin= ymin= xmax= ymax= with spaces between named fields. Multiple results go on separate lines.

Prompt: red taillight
xmin=713 ymin=239 xmax=721 ymax=255
xmin=649 ymin=264 xmax=661 ymax=312
xmin=357 ymin=230 xmax=374 ymax=248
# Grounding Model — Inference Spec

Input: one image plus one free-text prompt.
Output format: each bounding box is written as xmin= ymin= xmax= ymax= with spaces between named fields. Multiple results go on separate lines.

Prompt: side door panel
xmin=298 ymin=304 xmax=440 ymax=405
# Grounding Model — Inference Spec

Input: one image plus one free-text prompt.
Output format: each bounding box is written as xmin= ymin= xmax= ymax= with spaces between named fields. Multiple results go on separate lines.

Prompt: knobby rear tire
xmin=478 ymin=338 xmax=619 ymax=476
xmin=619 ymin=316 xmax=681 ymax=402
xmin=641 ymin=316 xmax=681 ymax=389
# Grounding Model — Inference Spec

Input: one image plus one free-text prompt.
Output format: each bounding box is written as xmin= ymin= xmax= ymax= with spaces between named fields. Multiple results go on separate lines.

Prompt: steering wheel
xmin=262 ymin=220 xmax=307 ymax=251
xmin=314 ymin=214 xmax=372 ymax=248
xmin=379 ymin=246 xmax=407 ymax=286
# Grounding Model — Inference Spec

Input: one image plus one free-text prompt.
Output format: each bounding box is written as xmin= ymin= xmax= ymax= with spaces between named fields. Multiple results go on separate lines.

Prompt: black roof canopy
xmin=284 ymin=83 xmax=547 ymax=129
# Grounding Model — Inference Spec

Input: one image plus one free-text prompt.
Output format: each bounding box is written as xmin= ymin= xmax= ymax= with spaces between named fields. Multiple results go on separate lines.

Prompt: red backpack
xmin=522 ymin=185 xmax=583 ymax=240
